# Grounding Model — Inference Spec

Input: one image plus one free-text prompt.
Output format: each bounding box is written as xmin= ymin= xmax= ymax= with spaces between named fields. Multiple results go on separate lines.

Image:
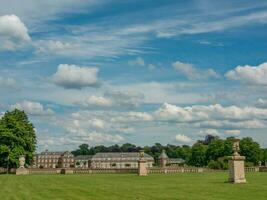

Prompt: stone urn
xmin=19 ymin=155 xmax=25 ymax=168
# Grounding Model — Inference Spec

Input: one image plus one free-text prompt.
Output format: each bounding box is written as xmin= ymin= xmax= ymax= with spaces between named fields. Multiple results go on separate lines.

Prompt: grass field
xmin=0 ymin=173 xmax=266 ymax=200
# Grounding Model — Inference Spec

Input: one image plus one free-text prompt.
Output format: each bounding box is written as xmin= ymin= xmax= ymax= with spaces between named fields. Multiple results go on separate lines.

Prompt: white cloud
xmin=154 ymin=103 xmax=267 ymax=130
xmin=78 ymin=95 xmax=112 ymax=107
xmin=51 ymin=64 xmax=99 ymax=89
xmin=224 ymin=130 xmax=241 ymax=135
xmin=155 ymin=103 xmax=267 ymax=122
xmin=111 ymin=112 xmax=153 ymax=123
xmin=172 ymin=61 xmax=219 ymax=80
xmin=11 ymin=100 xmax=54 ymax=116
xmin=77 ymin=91 xmax=144 ymax=109
xmin=36 ymin=40 xmax=72 ymax=53
xmin=86 ymin=132 xmax=124 ymax=143
xmin=225 ymin=62 xmax=267 ymax=85
xmin=128 ymin=57 xmax=145 ymax=66
xmin=38 ymin=132 xmax=124 ymax=148
xmin=0 ymin=15 xmax=30 ymax=50
xmin=175 ymin=134 xmax=192 ymax=143
xmin=194 ymin=120 xmax=265 ymax=130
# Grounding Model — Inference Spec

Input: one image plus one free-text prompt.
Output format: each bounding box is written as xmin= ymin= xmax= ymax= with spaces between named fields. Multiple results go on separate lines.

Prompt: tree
xmin=206 ymin=139 xmax=225 ymax=162
xmin=203 ymin=135 xmax=218 ymax=145
xmin=261 ymin=149 xmax=267 ymax=166
xmin=121 ymin=143 xmax=139 ymax=152
xmin=71 ymin=144 xmax=90 ymax=156
xmin=174 ymin=145 xmax=191 ymax=164
xmin=189 ymin=143 xmax=208 ymax=167
xmin=240 ymin=137 xmax=261 ymax=165
xmin=0 ymin=109 xmax=36 ymax=168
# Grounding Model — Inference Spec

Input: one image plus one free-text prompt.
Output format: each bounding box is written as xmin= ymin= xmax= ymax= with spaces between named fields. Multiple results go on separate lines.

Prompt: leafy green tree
xmin=0 ymin=109 xmax=36 ymax=168
xmin=240 ymin=137 xmax=261 ymax=165
xmin=174 ymin=145 xmax=191 ymax=164
xmin=71 ymin=144 xmax=90 ymax=156
xmin=121 ymin=143 xmax=139 ymax=152
xmin=261 ymin=149 xmax=267 ymax=166
xmin=189 ymin=143 xmax=208 ymax=167
xmin=206 ymin=139 xmax=225 ymax=162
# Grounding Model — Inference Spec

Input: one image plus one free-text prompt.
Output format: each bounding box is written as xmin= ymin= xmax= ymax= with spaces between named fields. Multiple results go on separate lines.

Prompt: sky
xmin=1 ymin=0 xmax=267 ymax=152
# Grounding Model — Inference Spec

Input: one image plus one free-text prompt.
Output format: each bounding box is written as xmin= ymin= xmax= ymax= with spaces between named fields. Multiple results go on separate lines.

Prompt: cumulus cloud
xmin=154 ymin=103 xmax=267 ymax=130
xmin=39 ymin=132 xmax=124 ymax=148
xmin=11 ymin=100 xmax=54 ymax=116
xmin=111 ymin=112 xmax=153 ymax=123
xmin=77 ymin=91 xmax=144 ymax=109
xmin=175 ymin=134 xmax=192 ymax=143
xmin=0 ymin=15 xmax=30 ymax=50
xmin=155 ymin=103 xmax=267 ymax=122
xmin=105 ymin=91 xmax=144 ymax=108
xmin=51 ymin=64 xmax=99 ymax=89
xmin=86 ymin=132 xmax=124 ymax=143
xmin=172 ymin=61 xmax=220 ymax=80
xmin=77 ymin=95 xmax=112 ymax=107
xmin=225 ymin=62 xmax=267 ymax=85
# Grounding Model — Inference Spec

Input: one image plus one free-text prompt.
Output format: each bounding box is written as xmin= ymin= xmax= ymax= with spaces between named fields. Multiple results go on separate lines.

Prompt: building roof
xmin=75 ymin=155 xmax=93 ymax=160
xmin=37 ymin=150 xmax=73 ymax=156
xmin=92 ymin=152 xmax=154 ymax=161
xmin=159 ymin=150 xmax=168 ymax=159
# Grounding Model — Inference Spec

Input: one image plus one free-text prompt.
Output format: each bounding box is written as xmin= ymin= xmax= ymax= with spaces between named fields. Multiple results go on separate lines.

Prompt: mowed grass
xmin=0 ymin=173 xmax=267 ymax=200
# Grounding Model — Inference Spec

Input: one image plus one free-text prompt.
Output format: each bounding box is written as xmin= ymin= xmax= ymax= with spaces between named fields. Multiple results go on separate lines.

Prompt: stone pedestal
xmin=228 ymin=156 xmax=246 ymax=183
xmin=138 ymin=159 xmax=147 ymax=176
xmin=16 ymin=168 xmax=29 ymax=175
xmin=16 ymin=155 xmax=29 ymax=175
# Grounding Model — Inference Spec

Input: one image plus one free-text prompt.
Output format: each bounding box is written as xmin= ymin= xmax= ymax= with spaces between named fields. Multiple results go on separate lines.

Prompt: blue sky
xmin=1 ymin=0 xmax=267 ymax=151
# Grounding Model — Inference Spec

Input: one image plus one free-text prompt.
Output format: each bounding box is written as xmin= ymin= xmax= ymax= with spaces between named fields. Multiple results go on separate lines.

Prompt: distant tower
xmin=159 ymin=150 xmax=169 ymax=167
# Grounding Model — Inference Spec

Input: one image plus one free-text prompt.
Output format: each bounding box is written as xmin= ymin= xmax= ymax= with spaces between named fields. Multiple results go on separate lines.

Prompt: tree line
xmin=0 ymin=109 xmax=267 ymax=170
xmin=72 ymin=135 xmax=267 ymax=169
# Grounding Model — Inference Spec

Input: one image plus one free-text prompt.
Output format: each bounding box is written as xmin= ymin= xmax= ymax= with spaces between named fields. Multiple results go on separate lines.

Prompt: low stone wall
xmin=245 ymin=167 xmax=259 ymax=172
xmin=0 ymin=168 xmax=7 ymax=174
xmin=74 ymin=168 xmax=138 ymax=174
xmin=3 ymin=166 xmax=264 ymax=175
xmin=148 ymin=167 xmax=203 ymax=174
xmin=259 ymin=166 xmax=267 ymax=172
xmin=28 ymin=168 xmax=61 ymax=175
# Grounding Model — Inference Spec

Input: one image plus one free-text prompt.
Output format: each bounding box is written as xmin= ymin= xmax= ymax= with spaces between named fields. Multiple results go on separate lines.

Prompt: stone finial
xmin=232 ymin=139 xmax=240 ymax=156
xmin=19 ymin=155 xmax=25 ymax=168
xmin=139 ymin=150 xmax=145 ymax=158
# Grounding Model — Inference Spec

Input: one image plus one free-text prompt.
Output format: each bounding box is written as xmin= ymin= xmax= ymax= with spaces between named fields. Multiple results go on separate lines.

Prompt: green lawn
xmin=0 ymin=173 xmax=266 ymax=200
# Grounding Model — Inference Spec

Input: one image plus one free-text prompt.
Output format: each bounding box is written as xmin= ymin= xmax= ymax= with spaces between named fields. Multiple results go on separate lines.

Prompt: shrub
xmin=208 ymin=160 xmax=221 ymax=169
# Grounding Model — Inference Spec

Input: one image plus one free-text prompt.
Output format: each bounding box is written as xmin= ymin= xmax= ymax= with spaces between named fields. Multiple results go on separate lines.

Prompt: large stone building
xmin=34 ymin=150 xmax=75 ymax=168
xmin=74 ymin=152 xmax=154 ymax=169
